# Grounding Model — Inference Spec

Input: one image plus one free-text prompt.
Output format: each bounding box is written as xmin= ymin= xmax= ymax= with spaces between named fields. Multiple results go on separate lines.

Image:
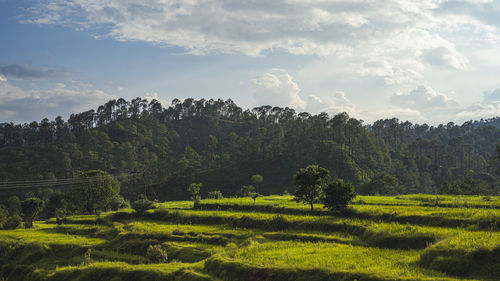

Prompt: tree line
xmin=0 ymin=97 xmax=499 ymax=203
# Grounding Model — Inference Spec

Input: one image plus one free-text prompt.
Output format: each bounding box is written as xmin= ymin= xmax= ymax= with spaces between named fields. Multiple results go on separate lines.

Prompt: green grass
xmin=230 ymin=240 xmax=451 ymax=280
xmin=1 ymin=194 xmax=499 ymax=281
xmin=0 ymin=223 xmax=106 ymax=246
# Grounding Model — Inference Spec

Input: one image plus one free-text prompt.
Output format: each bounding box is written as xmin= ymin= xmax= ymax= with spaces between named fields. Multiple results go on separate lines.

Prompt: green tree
xmin=240 ymin=185 xmax=255 ymax=197
xmin=0 ymin=205 xmax=7 ymax=229
xmin=249 ymin=191 xmax=261 ymax=206
xmin=7 ymin=196 xmax=21 ymax=216
xmin=322 ymin=179 xmax=356 ymax=212
xmin=72 ymin=170 xmax=120 ymax=214
xmin=132 ymin=198 xmax=155 ymax=215
xmin=250 ymin=174 xmax=263 ymax=189
xmin=293 ymin=165 xmax=330 ymax=210
xmin=358 ymin=172 xmax=397 ymax=195
xmin=46 ymin=191 xmax=66 ymax=218
xmin=208 ymin=190 xmax=223 ymax=199
xmin=491 ymin=144 xmax=500 ymax=175
xmin=187 ymin=182 xmax=202 ymax=204
xmin=21 ymin=198 xmax=44 ymax=228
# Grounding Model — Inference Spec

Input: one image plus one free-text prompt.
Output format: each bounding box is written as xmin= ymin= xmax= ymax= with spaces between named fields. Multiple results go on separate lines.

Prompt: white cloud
xmin=252 ymin=71 xmax=366 ymax=118
xmin=16 ymin=0 xmax=500 ymax=124
xmin=483 ymin=88 xmax=500 ymax=102
xmin=0 ymin=80 xmax=118 ymax=123
xmin=306 ymin=92 xmax=356 ymax=116
xmin=145 ymin=92 xmax=168 ymax=106
xmin=390 ymin=85 xmax=459 ymax=109
xmin=387 ymin=85 xmax=500 ymax=124
xmin=252 ymin=71 xmax=306 ymax=109
xmin=0 ymin=74 xmax=6 ymax=82
xmin=20 ymin=1 xmax=492 ymax=62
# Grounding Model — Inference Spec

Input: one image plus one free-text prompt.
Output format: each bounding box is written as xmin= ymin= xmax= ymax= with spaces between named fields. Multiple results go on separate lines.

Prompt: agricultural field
xmin=1 ymin=195 xmax=499 ymax=281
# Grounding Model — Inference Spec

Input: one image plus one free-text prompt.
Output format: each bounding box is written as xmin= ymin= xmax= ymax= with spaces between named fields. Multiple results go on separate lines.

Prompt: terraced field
xmin=1 ymin=195 xmax=499 ymax=281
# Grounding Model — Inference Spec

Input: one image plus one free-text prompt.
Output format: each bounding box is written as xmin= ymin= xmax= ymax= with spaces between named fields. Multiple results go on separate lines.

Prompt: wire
xmin=0 ymin=173 xmax=142 ymax=190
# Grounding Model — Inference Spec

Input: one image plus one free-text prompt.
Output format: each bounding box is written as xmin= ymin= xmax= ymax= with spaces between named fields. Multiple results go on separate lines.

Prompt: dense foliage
xmin=293 ymin=165 xmax=331 ymax=210
xmin=322 ymin=179 xmax=356 ymax=211
xmin=1 ymin=98 xmax=499 ymax=203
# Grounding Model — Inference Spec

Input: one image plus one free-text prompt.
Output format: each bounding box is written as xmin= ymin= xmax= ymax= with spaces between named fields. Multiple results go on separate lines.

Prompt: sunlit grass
xmin=231 ymin=241 xmax=453 ymax=280
xmin=127 ymin=220 xmax=260 ymax=236
xmin=0 ymin=223 xmax=106 ymax=246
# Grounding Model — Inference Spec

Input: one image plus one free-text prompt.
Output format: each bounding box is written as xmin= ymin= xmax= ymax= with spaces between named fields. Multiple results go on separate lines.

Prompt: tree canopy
xmin=72 ymin=170 xmax=120 ymax=214
xmin=293 ymin=165 xmax=330 ymax=210
xmin=0 ymin=97 xmax=499 ymax=202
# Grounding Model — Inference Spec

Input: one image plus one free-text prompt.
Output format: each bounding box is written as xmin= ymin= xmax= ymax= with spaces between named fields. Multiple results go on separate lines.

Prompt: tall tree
xmin=293 ymin=165 xmax=330 ymax=210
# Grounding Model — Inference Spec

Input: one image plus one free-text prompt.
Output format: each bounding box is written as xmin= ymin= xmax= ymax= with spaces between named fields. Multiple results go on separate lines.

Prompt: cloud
xmin=387 ymin=85 xmax=500 ymax=124
xmin=390 ymin=85 xmax=459 ymax=109
xmin=19 ymin=1 xmax=491 ymax=59
xmin=0 ymin=81 xmax=118 ymax=123
xmin=252 ymin=71 xmax=306 ymax=109
xmin=145 ymin=92 xmax=168 ymax=107
xmin=420 ymin=46 xmax=469 ymax=70
xmin=252 ymin=71 xmax=364 ymax=118
xmin=0 ymin=64 xmax=60 ymax=79
xmin=483 ymin=88 xmax=500 ymax=102
xmin=0 ymin=74 xmax=6 ymax=82
xmin=306 ymin=92 xmax=357 ymax=116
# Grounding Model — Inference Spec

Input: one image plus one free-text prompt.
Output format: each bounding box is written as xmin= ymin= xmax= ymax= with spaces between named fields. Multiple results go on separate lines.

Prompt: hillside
xmin=1 ymin=98 xmax=499 ymax=201
xmin=1 ymin=195 xmax=499 ymax=281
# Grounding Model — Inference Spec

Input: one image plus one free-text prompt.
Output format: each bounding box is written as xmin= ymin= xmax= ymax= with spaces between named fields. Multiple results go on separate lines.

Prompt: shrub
xmin=357 ymin=172 xmax=397 ymax=195
xmin=240 ymin=185 xmax=255 ymax=197
xmin=187 ymin=183 xmax=202 ymax=203
xmin=110 ymin=195 xmax=131 ymax=211
xmin=0 ymin=205 xmax=8 ymax=229
xmin=7 ymin=196 xmax=21 ymax=216
xmin=21 ymin=198 xmax=44 ymax=228
xmin=132 ymin=199 xmax=156 ymax=215
xmin=322 ymin=179 xmax=356 ymax=212
xmin=208 ymin=190 xmax=223 ymax=199
xmin=146 ymin=244 xmax=168 ymax=263
xmin=268 ymin=215 xmax=289 ymax=231
xmin=83 ymin=248 xmax=93 ymax=265
xmin=4 ymin=215 xmax=22 ymax=229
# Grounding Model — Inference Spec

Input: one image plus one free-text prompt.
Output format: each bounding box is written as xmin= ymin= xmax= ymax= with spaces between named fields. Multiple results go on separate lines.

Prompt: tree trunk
xmin=310 ymin=202 xmax=314 ymax=211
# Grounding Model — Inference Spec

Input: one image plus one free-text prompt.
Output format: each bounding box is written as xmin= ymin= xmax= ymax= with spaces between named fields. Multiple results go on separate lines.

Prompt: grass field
xmin=1 ymin=194 xmax=499 ymax=281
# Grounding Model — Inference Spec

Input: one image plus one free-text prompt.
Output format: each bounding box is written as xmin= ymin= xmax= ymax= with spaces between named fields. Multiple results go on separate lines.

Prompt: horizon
xmin=0 ymin=96 xmax=499 ymax=128
xmin=1 ymin=0 xmax=500 ymax=125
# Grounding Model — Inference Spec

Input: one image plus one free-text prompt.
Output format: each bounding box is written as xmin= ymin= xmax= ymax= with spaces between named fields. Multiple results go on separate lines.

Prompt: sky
xmin=1 ymin=0 xmax=500 ymax=125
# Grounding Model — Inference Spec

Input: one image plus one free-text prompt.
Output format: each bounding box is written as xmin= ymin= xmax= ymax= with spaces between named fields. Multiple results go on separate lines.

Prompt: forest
xmin=1 ymin=97 xmax=500 ymax=281
xmin=1 ymin=97 xmax=499 ymax=203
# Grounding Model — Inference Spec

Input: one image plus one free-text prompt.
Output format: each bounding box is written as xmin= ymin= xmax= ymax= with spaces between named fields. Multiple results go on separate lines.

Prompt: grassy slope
xmin=1 ymin=195 xmax=499 ymax=281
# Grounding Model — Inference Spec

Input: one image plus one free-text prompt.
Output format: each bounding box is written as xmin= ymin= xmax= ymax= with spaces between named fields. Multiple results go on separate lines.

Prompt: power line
xmin=0 ymin=173 xmax=141 ymax=190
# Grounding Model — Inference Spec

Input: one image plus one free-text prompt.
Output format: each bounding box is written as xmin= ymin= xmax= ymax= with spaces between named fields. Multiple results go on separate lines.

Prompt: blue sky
xmin=1 ymin=0 xmax=500 ymax=124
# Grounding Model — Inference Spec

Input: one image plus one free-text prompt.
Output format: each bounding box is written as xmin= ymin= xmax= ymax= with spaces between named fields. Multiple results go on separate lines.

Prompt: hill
xmin=0 ymin=98 xmax=499 ymax=201
xmin=1 ymin=195 xmax=499 ymax=281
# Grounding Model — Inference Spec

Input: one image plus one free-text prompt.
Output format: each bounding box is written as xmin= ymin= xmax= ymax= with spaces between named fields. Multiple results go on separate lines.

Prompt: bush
xmin=357 ymin=172 xmax=397 ymax=195
xmin=146 ymin=244 xmax=168 ymax=263
xmin=83 ymin=248 xmax=93 ymax=265
xmin=240 ymin=185 xmax=255 ymax=197
xmin=322 ymin=179 xmax=356 ymax=212
xmin=208 ymin=190 xmax=223 ymax=199
xmin=268 ymin=215 xmax=289 ymax=231
xmin=21 ymin=198 xmax=44 ymax=228
xmin=187 ymin=183 xmax=202 ymax=203
xmin=4 ymin=215 xmax=22 ymax=229
xmin=132 ymin=199 xmax=156 ymax=215
xmin=110 ymin=195 xmax=131 ymax=211
xmin=0 ymin=205 xmax=8 ymax=229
